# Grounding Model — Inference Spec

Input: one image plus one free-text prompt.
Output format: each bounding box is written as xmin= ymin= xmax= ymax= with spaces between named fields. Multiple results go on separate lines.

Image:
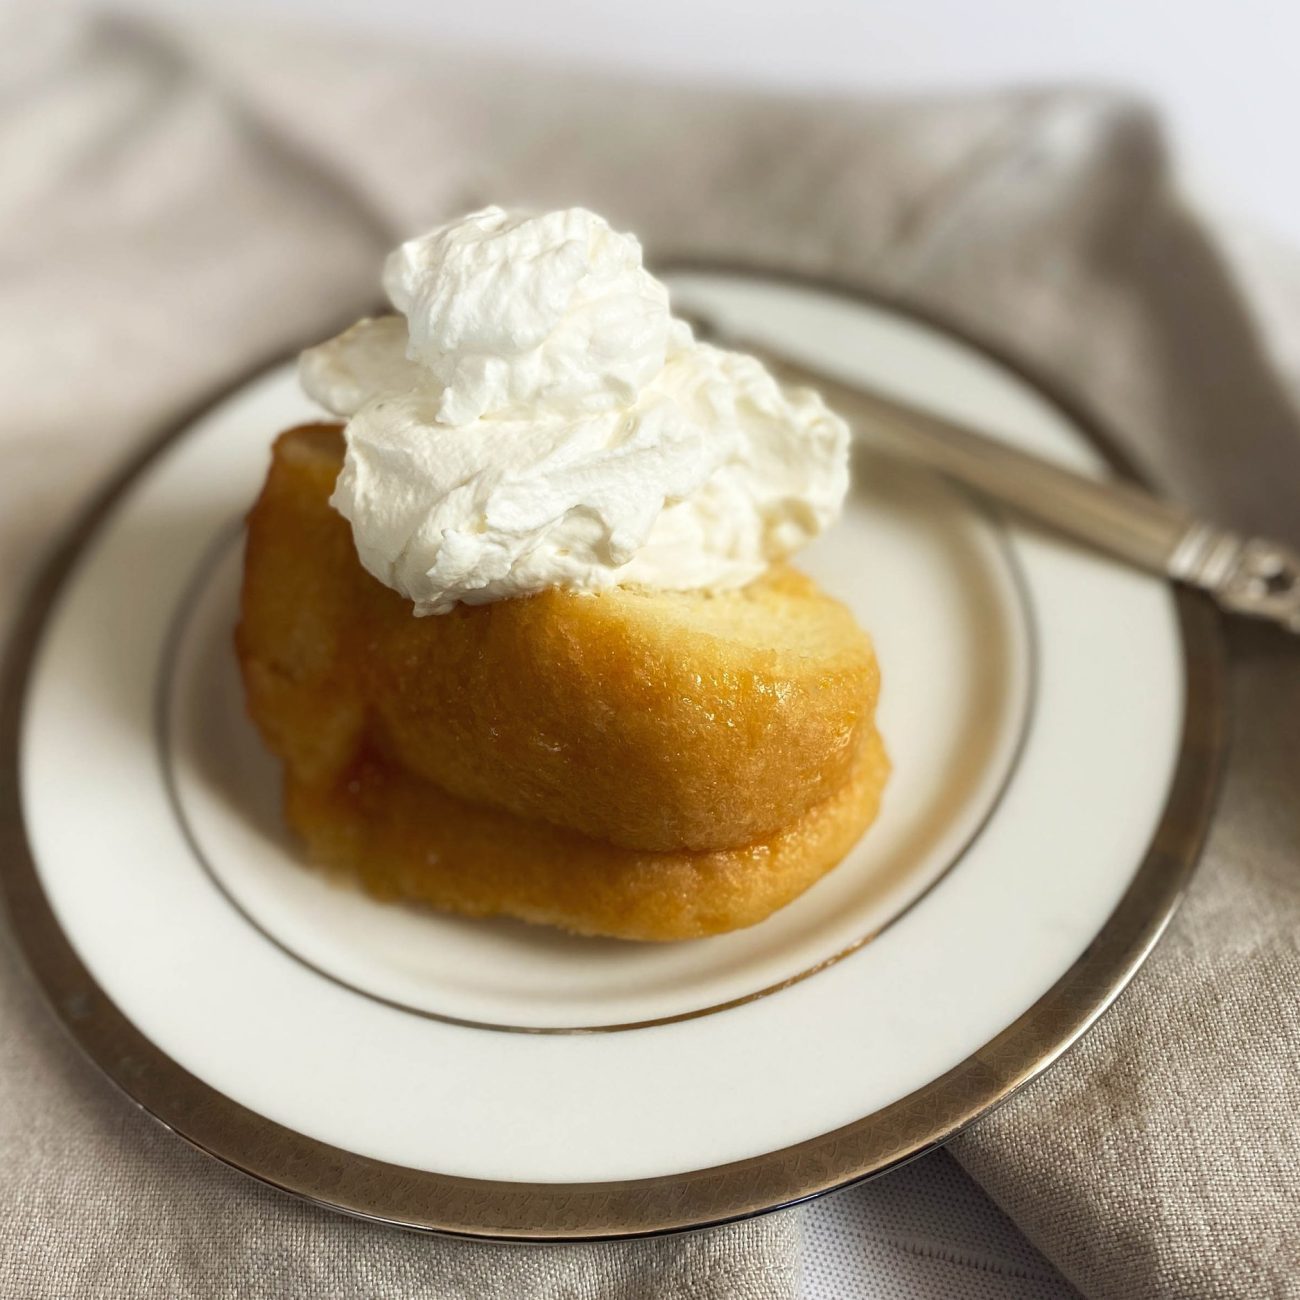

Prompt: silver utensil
xmin=689 ymin=310 xmax=1300 ymax=635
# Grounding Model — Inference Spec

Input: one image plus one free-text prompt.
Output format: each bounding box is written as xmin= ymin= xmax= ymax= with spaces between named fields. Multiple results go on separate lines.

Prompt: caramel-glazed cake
xmin=236 ymin=205 xmax=889 ymax=940
xmin=237 ymin=426 xmax=887 ymax=940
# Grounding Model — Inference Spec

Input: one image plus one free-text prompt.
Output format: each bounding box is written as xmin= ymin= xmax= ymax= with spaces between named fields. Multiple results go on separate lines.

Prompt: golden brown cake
xmin=236 ymin=425 xmax=889 ymax=941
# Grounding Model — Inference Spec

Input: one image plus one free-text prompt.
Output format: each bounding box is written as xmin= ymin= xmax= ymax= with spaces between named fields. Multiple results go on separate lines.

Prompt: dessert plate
xmin=2 ymin=270 xmax=1223 ymax=1238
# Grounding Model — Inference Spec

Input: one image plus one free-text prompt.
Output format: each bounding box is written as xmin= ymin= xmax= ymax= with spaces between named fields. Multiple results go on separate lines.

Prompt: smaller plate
xmin=2 ymin=269 xmax=1224 ymax=1239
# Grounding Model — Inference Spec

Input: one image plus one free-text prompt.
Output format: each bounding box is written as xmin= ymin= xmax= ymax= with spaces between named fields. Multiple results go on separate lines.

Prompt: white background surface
xmin=137 ymin=0 xmax=1300 ymax=245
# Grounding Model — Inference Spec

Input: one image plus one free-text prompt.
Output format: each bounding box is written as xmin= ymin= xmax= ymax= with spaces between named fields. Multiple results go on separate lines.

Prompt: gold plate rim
xmin=0 ymin=266 xmax=1226 ymax=1241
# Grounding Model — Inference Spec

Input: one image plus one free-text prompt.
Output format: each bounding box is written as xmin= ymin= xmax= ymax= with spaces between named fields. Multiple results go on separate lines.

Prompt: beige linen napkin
xmin=3 ymin=10 xmax=1297 ymax=1298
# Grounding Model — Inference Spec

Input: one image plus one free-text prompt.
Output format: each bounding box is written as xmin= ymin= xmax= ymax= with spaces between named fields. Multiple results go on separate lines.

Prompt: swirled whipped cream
xmin=300 ymin=206 xmax=850 ymax=615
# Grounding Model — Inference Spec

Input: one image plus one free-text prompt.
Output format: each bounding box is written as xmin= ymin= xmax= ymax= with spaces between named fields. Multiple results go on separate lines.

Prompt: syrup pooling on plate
xmin=299 ymin=206 xmax=850 ymax=615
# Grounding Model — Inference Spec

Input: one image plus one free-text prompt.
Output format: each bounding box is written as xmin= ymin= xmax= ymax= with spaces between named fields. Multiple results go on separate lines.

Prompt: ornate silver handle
xmin=1168 ymin=528 xmax=1300 ymax=633
xmin=691 ymin=312 xmax=1300 ymax=636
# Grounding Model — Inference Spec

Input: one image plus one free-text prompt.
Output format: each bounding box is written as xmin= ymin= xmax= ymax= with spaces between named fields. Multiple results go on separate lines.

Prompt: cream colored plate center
xmin=165 ymin=444 xmax=1032 ymax=1031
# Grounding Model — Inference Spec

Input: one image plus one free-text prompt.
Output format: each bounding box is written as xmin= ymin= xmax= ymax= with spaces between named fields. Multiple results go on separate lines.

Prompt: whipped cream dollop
xmin=300 ymin=206 xmax=850 ymax=615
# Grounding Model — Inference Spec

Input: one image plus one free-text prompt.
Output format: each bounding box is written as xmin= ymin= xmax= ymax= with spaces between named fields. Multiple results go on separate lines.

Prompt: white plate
xmin=3 ymin=271 xmax=1222 ymax=1238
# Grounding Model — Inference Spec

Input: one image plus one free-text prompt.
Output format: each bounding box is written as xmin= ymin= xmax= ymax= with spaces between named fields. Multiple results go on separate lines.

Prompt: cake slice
xmin=236 ymin=424 xmax=889 ymax=940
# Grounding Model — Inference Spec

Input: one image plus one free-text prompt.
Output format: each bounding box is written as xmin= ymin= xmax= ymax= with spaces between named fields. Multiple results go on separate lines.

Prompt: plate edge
xmin=0 ymin=265 xmax=1228 ymax=1241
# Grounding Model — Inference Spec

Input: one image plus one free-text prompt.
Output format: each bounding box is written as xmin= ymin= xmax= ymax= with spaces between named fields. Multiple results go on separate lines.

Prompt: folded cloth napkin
xmin=2 ymin=10 xmax=1297 ymax=1298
